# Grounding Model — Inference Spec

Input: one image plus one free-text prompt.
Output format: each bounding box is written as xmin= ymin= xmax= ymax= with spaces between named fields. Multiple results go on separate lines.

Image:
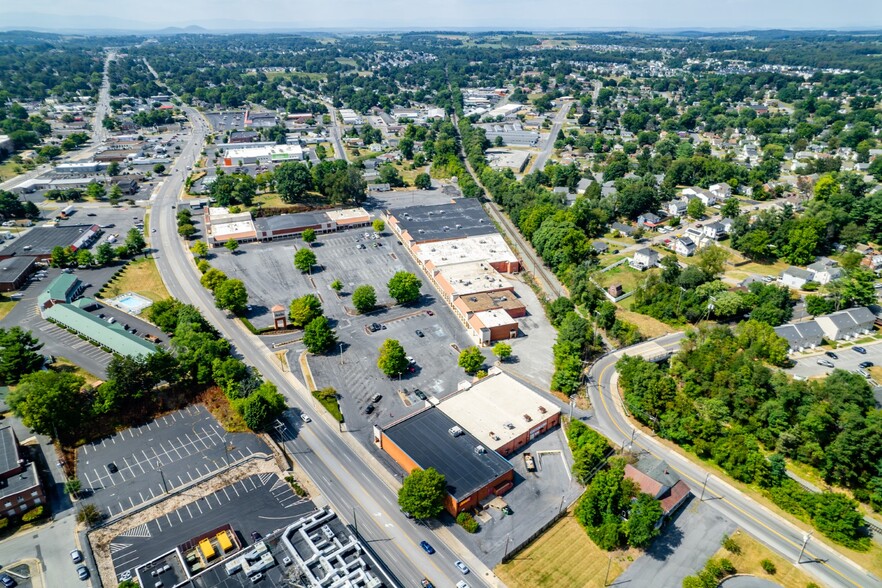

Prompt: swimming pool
xmin=110 ymin=292 xmax=153 ymax=314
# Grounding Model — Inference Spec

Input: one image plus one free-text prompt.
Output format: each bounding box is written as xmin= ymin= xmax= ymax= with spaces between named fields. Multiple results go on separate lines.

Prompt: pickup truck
xmin=524 ymin=452 xmax=536 ymax=472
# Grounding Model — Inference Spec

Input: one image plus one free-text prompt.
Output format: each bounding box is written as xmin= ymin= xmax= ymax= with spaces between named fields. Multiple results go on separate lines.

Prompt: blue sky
xmin=2 ymin=0 xmax=881 ymax=30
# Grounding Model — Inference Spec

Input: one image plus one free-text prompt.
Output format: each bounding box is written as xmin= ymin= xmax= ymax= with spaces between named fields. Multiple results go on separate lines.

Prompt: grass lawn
xmin=0 ymin=159 xmax=26 ymax=183
xmin=101 ymin=257 xmax=171 ymax=302
xmin=51 ymin=357 xmax=99 ymax=385
xmin=706 ymin=530 xmax=819 ymax=588
xmin=594 ymin=265 xmax=652 ymax=294
xmin=496 ymin=515 xmax=632 ymax=588
xmin=312 ymin=388 xmax=343 ymax=423
xmin=616 ymin=308 xmax=674 ymax=339
xmin=255 ymin=192 xmax=290 ymax=209
xmin=0 ymin=299 xmax=18 ymax=321
xmin=335 ymin=57 xmax=357 ymax=67
xmin=736 ymin=258 xmax=790 ymax=277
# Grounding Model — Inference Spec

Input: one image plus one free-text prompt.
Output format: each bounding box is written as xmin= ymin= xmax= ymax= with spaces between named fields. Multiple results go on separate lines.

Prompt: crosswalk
xmin=119 ymin=523 xmax=151 ymax=538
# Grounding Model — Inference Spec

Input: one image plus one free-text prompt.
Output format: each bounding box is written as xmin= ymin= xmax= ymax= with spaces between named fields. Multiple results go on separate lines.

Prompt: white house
xmin=631 ymin=248 xmax=659 ymax=270
xmin=807 ymin=257 xmax=843 ymax=285
xmin=673 ymin=237 xmax=696 ymax=257
xmin=667 ymin=200 xmax=687 ymax=217
xmin=709 ymin=183 xmax=732 ymax=200
xmin=682 ymin=187 xmax=716 ymax=207
xmin=774 ymin=321 xmax=825 ymax=353
xmin=702 ymin=222 xmax=726 ymax=241
xmin=780 ymin=266 xmax=814 ymax=289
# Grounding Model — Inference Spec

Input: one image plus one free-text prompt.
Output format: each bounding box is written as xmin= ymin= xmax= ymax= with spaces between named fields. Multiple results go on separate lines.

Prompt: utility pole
xmin=157 ymin=461 xmax=168 ymax=494
xmin=352 ymin=506 xmax=358 ymax=534
xmin=699 ymin=473 xmax=710 ymax=502
xmin=604 ymin=554 xmax=613 ymax=586
xmin=797 ymin=531 xmax=813 ymax=564
xmin=503 ymin=534 xmax=511 ymax=561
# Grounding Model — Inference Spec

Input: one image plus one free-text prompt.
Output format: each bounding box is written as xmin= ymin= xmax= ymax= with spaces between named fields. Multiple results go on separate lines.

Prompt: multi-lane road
xmin=532 ymin=100 xmax=573 ymax=172
xmin=144 ymin=84 xmax=492 ymax=586
xmin=587 ymin=334 xmax=879 ymax=588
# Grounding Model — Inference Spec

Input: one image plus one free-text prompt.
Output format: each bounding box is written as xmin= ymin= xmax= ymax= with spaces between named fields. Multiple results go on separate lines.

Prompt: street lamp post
xmin=797 ymin=531 xmax=813 ymax=564
xmin=157 ymin=460 xmax=168 ymax=494
xmin=699 ymin=473 xmax=711 ymax=502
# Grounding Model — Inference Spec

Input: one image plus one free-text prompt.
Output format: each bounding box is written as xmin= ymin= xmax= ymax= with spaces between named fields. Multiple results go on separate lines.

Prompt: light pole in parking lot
xmin=157 ymin=461 xmax=168 ymax=494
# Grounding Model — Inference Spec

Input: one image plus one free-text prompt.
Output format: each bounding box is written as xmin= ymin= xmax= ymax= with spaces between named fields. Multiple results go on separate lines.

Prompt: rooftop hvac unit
xmin=456 ymin=224 xmax=462 ymax=229
xmin=504 ymin=422 xmax=515 ymax=430
xmin=523 ymin=414 xmax=533 ymax=423
xmin=448 ymin=426 xmax=464 ymax=437
xmin=474 ymin=445 xmax=486 ymax=455
xmin=538 ymin=406 xmax=547 ymax=414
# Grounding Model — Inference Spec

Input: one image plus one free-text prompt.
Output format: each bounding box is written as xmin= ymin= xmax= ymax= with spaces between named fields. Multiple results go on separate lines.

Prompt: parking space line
xmin=177 ymin=510 xmax=183 ymax=523
xmin=195 ymin=501 xmax=202 ymax=514
xmin=204 ymin=497 xmax=212 ymax=510
xmin=154 ymin=517 xmax=162 ymax=532
xmin=186 ymin=504 xmax=192 ymax=517
xmin=232 ymin=484 xmax=240 ymax=497
xmin=223 ymin=487 xmax=231 ymax=501
xmin=177 ymin=475 xmax=184 ymax=486
xmin=166 ymin=513 xmax=173 ymax=527
xmin=214 ymin=493 xmax=222 ymax=506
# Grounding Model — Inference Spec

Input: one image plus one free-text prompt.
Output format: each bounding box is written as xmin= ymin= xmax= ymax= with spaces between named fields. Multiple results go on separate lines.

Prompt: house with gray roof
xmin=631 ymin=248 xmax=658 ymax=270
xmin=611 ymin=222 xmax=636 ymax=237
xmin=807 ymin=257 xmax=843 ymax=285
xmin=780 ymin=266 xmax=814 ymax=289
xmin=673 ymin=236 xmax=696 ymax=257
xmin=774 ymin=321 xmax=825 ymax=353
xmin=592 ymin=240 xmax=608 ymax=254
xmin=815 ymin=307 xmax=876 ymax=341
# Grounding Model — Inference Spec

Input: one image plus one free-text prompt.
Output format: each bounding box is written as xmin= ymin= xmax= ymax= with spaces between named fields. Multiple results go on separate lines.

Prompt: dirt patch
xmin=615 ymin=308 xmax=674 ymax=339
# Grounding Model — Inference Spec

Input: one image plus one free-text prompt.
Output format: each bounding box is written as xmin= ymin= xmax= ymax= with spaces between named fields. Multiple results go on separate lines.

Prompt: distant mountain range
xmin=0 ymin=12 xmax=879 ymax=36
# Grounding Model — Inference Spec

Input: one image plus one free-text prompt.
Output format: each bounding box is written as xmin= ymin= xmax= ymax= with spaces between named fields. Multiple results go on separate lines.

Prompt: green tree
xmin=191 ymin=240 xmax=208 ymax=258
xmin=387 ymin=271 xmax=422 ymax=304
xmin=64 ymin=479 xmax=82 ymax=496
xmin=397 ymin=467 xmax=446 ymax=519
xmin=492 ymin=342 xmax=512 ymax=362
xmin=109 ymin=184 xmax=123 ymax=204
xmin=623 ymin=493 xmax=664 ymax=547
xmin=76 ymin=503 xmax=102 ymax=526
xmin=124 ymin=227 xmax=146 ymax=257
xmin=331 ymin=279 xmax=343 ymax=293
xmin=95 ymin=242 xmax=115 ymax=266
xmin=200 ymin=268 xmax=228 ymax=292
xmin=782 ymin=224 xmax=819 ymax=265
xmin=0 ymin=327 xmax=44 ymax=385
xmin=86 ymin=182 xmax=106 ymax=200
xmin=302 ymin=316 xmax=337 ymax=354
xmin=224 ymin=239 xmax=239 ymax=254
xmin=840 ymin=268 xmax=876 ymax=308
xmin=75 ymin=248 xmax=93 ymax=267
xmin=805 ymin=294 xmax=834 ymax=316
xmin=107 ymin=161 xmax=121 ymax=176
xmin=414 ymin=172 xmax=431 ymax=190
xmin=178 ymin=223 xmax=196 ymax=238
xmin=49 ymin=246 xmax=71 ymax=267
xmin=8 ymin=371 xmax=86 ymax=441
xmin=813 ymin=174 xmax=840 ymax=200
xmin=377 ymin=339 xmax=408 ymax=377
xmin=458 ymin=346 xmax=485 ymax=374
xmin=294 ymin=248 xmax=317 ymax=273
xmin=214 ymin=279 xmax=248 ymax=314
xmin=372 ymin=219 xmax=385 ymax=233
xmin=275 ymin=161 xmax=314 ymax=203
xmin=153 ymin=163 xmax=166 ymax=175
xmin=315 ymin=144 xmax=328 ymax=160
xmin=720 ymin=198 xmax=740 ymax=218
xmin=289 ymin=294 xmax=323 ymax=328
xmin=302 ymin=228 xmax=316 ymax=245
xmin=686 ymin=198 xmax=705 ymax=220
xmin=696 ymin=245 xmax=728 ymax=278
xmin=352 ymin=285 xmax=377 ymax=314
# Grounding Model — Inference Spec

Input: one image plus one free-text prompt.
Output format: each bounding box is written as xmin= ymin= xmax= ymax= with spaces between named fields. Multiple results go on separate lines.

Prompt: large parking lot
xmin=204 ymin=111 xmax=249 ymax=133
xmin=110 ymin=473 xmax=315 ymax=583
xmin=787 ymin=339 xmax=882 ymax=381
xmin=76 ymin=405 xmax=270 ymax=518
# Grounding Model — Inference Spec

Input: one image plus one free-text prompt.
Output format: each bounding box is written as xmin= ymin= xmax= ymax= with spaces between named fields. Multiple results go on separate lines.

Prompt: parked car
xmin=106 ymin=462 xmax=118 ymax=474
xmin=421 ymin=580 xmax=435 ymax=588
xmin=456 ymin=582 xmax=471 ymax=588
xmin=817 ymin=359 xmax=835 ymax=368
xmin=419 ymin=541 xmax=435 ymax=554
xmin=70 ymin=549 xmax=83 ymax=563
xmin=250 ymin=531 xmax=262 ymax=542
xmin=364 ymin=404 xmax=375 ymax=415
xmin=853 ymin=346 xmax=867 ymax=354
xmin=414 ymin=389 xmax=427 ymax=401
xmin=368 ymin=323 xmax=380 ymax=332
xmin=76 ymin=566 xmax=89 ymax=581
xmin=825 ymin=351 xmax=838 ymax=360
xmin=300 ymin=413 xmax=311 ymax=423
xmin=455 ymin=560 xmax=470 ymax=574
xmin=371 ymin=394 xmax=382 ymax=403
xmin=426 ymin=310 xmax=434 ymax=316
xmin=415 ymin=329 xmax=424 ymax=338
xmin=0 ymin=573 xmax=16 ymax=587
xmin=859 ymin=361 xmax=874 ymax=369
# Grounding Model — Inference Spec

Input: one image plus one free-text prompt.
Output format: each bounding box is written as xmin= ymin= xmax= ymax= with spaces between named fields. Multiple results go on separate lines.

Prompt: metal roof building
xmin=42 ymin=303 xmax=156 ymax=358
xmin=386 ymin=199 xmax=496 ymax=245
xmin=0 ymin=225 xmax=101 ymax=260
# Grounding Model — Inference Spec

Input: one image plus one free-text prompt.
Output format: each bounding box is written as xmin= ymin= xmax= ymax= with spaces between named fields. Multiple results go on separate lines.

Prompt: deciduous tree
xmin=398 ymin=467 xmax=446 ymax=519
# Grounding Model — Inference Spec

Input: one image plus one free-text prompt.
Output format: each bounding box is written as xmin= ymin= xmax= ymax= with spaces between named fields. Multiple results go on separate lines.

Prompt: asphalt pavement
xmin=787 ymin=340 xmax=880 ymax=380
xmin=144 ymin=68 xmax=495 ymax=588
xmin=532 ymin=100 xmax=573 ymax=172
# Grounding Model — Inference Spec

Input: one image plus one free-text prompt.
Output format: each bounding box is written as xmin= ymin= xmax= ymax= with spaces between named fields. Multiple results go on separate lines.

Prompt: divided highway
xmin=587 ymin=334 xmax=879 ymax=588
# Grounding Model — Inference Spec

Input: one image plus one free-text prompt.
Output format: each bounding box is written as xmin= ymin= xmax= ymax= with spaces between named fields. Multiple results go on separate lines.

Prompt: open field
xmin=103 ymin=257 xmax=171 ymax=302
xmin=594 ymin=264 xmax=652 ymax=293
xmin=496 ymin=515 xmax=630 ymax=588
xmin=616 ymin=308 xmax=674 ymax=339
xmin=708 ymin=530 xmax=819 ymax=588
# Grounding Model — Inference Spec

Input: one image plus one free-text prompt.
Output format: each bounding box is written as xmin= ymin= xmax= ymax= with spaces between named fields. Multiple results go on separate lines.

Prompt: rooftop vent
xmin=538 ymin=406 xmax=547 ymax=414
xmin=523 ymin=414 xmax=533 ymax=423
xmin=504 ymin=422 xmax=515 ymax=430
xmin=455 ymin=224 xmax=462 ymax=229
xmin=474 ymin=445 xmax=486 ymax=455
xmin=448 ymin=426 xmax=464 ymax=438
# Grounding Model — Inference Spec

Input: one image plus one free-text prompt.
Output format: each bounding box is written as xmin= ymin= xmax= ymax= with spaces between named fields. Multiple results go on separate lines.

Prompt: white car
xmin=300 ymin=414 xmax=311 ymax=423
xmin=455 ymin=560 xmax=470 ymax=575
xmin=456 ymin=582 xmax=471 ymax=588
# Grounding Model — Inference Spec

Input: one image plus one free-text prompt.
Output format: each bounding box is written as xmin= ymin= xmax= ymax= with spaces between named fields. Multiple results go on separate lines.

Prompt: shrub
xmin=0 ymin=517 xmax=7 ymax=530
xmin=456 ymin=512 xmax=480 ymax=533
xmin=475 ymin=370 xmax=488 ymax=379
xmin=285 ymin=476 xmax=308 ymax=497
xmin=760 ymin=559 xmax=776 ymax=575
xmin=721 ymin=534 xmax=742 ymax=554
xmin=718 ymin=558 xmax=736 ymax=576
xmin=22 ymin=506 xmax=44 ymax=522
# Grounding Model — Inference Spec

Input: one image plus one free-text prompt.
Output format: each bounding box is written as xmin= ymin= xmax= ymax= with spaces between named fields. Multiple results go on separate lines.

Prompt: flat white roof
xmin=438 ymin=369 xmax=560 ymax=452
xmin=325 ymin=207 xmax=370 ymax=224
xmin=436 ymin=261 xmax=513 ymax=297
xmin=414 ymin=234 xmax=517 ymax=269
xmin=212 ymin=219 xmax=256 ymax=239
xmin=474 ymin=308 xmax=517 ymax=329
xmin=225 ymin=144 xmax=303 ymax=160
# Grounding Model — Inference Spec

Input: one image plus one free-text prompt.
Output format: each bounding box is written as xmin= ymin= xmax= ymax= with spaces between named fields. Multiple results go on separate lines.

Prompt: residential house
xmin=682 ymin=187 xmax=716 ymax=207
xmin=702 ymin=222 xmax=726 ymax=241
xmin=0 ymin=426 xmax=46 ymax=519
xmin=780 ymin=267 xmax=814 ymax=289
xmin=807 ymin=257 xmax=842 ymax=285
xmin=709 ymin=183 xmax=732 ymax=200
xmin=610 ymin=222 xmax=636 ymax=237
xmin=630 ymin=248 xmax=659 ymax=270
xmin=666 ymin=200 xmax=687 ymax=218
xmin=624 ymin=455 xmax=692 ymax=523
xmin=719 ymin=218 xmax=735 ymax=234
xmin=592 ymin=240 xmax=608 ymax=254
xmin=672 ymin=236 xmax=696 ymax=257
xmin=815 ymin=307 xmax=876 ymax=341
xmin=637 ymin=212 xmax=663 ymax=229
xmin=861 ymin=254 xmax=882 ymax=272
xmin=774 ymin=321 xmax=825 ymax=353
